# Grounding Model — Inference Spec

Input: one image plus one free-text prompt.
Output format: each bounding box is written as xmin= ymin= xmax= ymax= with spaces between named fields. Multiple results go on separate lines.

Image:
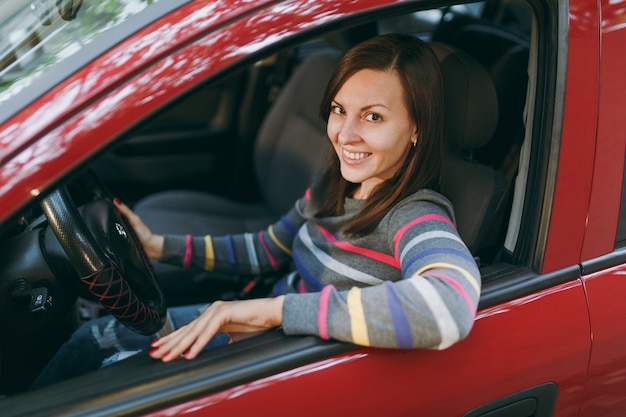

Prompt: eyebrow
xmin=332 ymin=100 xmax=390 ymax=111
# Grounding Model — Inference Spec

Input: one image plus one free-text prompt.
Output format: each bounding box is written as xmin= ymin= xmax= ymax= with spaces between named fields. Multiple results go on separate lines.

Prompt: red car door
xmin=577 ymin=0 xmax=626 ymax=415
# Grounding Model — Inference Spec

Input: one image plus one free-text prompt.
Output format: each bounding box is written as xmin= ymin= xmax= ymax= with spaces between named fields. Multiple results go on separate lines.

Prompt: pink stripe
xmin=318 ymin=285 xmax=333 ymax=339
xmin=394 ymin=214 xmax=455 ymax=262
xmin=317 ymin=225 xmax=400 ymax=268
xmin=258 ymin=231 xmax=280 ymax=271
xmin=424 ymin=272 xmax=476 ymax=317
xmin=183 ymin=234 xmax=192 ymax=270
xmin=298 ymin=279 xmax=307 ymax=293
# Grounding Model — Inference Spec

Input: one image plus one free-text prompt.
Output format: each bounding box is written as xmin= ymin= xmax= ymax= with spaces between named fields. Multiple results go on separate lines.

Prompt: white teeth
xmin=343 ymin=149 xmax=369 ymax=160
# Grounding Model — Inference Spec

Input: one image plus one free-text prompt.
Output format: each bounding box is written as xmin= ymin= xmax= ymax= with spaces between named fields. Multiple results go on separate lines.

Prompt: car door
xmin=0 ymin=0 xmax=597 ymax=416
xmin=577 ymin=0 xmax=626 ymax=414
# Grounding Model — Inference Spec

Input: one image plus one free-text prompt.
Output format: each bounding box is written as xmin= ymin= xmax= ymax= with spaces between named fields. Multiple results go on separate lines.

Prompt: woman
xmin=32 ymin=33 xmax=480 ymax=386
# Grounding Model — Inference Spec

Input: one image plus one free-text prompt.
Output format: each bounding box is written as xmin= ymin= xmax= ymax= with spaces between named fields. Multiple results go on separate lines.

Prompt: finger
xmin=113 ymin=198 xmax=133 ymax=218
xmin=151 ymin=311 xmax=221 ymax=362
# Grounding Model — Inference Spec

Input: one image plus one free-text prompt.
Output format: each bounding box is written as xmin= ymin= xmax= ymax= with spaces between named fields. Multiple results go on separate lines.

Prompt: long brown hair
xmin=316 ymin=33 xmax=445 ymax=236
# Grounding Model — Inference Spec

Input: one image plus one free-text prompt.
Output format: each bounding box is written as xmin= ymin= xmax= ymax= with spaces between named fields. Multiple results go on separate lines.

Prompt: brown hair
xmin=316 ymin=33 xmax=445 ymax=236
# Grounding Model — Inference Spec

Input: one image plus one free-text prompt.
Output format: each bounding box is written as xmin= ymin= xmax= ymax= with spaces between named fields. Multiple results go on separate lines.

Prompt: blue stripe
xmin=402 ymin=247 xmax=474 ymax=279
xmin=293 ymin=251 xmax=324 ymax=291
xmin=273 ymin=279 xmax=284 ymax=296
xmin=280 ymin=215 xmax=298 ymax=235
xmin=384 ymin=281 xmax=413 ymax=348
xmin=226 ymin=234 xmax=237 ymax=273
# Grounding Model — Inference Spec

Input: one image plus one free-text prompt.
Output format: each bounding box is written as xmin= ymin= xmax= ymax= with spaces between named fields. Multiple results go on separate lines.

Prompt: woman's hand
xmin=149 ymin=296 xmax=285 ymax=362
xmin=114 ymin=198 xmax=164 ymax=260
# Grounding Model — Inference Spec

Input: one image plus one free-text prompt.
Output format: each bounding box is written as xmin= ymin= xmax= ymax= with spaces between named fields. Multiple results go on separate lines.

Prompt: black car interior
xmin=0 ymin=0 xmax=532 ymax=396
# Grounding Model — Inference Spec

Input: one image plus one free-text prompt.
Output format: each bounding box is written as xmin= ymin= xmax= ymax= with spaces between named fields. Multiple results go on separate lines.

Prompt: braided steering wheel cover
xmin=41 ymin=188 xmax=165 ymax=335
xmin=83 ymin=261 xmax=163 ymax=334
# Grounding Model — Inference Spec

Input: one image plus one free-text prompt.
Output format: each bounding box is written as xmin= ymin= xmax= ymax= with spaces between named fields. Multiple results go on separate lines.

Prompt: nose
xmin=336 ymin=116 xmax=361 ymax=145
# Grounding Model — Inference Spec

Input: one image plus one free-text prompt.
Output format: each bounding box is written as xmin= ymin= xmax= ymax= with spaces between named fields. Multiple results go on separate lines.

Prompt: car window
xmin=0 ymin=0 xmax=161 ymax=106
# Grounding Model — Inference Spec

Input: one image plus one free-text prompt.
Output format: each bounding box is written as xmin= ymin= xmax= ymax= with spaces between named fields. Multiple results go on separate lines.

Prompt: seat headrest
xmin=429 ymin=42 xmax=498 ymax=151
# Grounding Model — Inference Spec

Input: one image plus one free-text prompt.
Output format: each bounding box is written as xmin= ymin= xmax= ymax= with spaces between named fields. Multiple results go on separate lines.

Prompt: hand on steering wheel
xmin=41 ymin=186 xmax=166 ymax=336
xmin=113 ymin=199 xmax=164 ymax=260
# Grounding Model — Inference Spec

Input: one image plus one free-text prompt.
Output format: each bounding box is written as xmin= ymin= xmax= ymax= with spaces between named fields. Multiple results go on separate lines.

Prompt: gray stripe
xmin=399 ymin=231 xmax=464 ymax=264
xmin=244 ymin=233 xmax=261 ymax=275
xmin=299 ymin=226 xmax=383 ymax=286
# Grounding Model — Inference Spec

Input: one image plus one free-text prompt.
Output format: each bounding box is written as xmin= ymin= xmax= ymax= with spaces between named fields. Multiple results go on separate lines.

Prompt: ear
xmin=410 ymin=127 xmax=418 ymax=146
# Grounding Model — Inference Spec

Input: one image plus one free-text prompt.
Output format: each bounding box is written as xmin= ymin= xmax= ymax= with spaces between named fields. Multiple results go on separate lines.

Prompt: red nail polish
xmin=184 ymin=351 xmax=192 ymax=359
xmin=114 ymin=197 xmax=122 ymax=205
xmin=149 ymin=348 xmax=159 ymax=356
xmin=150 ymin=339 xmax=159 ymax=347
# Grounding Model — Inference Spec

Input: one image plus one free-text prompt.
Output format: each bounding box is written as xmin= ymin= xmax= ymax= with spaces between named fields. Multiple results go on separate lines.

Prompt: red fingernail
xmin=114 ymin=197 xmax=122 ymax=205
xmin=150 ymin=339 xmax=159 ymax=347
xmin=184 ymin=351 xmax=192 ymax=359
xmin=149 ymin=348 xmax=159 ymax=356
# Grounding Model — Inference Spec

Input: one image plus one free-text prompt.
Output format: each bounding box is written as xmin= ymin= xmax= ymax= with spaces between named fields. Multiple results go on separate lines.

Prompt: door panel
xmin=579 ymin=257 xmax=626 ymax=416
xmin=148 ymin=280 xmax=590 ymax=417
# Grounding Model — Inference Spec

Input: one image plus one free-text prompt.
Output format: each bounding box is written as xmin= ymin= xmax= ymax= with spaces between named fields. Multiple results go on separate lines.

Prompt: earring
xmin=412 ymin=140 xmax=417 ymax=147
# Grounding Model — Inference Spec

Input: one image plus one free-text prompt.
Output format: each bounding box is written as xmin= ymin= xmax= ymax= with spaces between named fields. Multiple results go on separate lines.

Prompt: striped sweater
xmin=161 ymin=186 xmax=481 ymax=350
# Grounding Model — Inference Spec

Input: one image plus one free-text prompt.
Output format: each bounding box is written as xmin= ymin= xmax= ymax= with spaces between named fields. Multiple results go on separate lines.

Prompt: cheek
xmin=326 ymin=119 xmax=339 ymax=143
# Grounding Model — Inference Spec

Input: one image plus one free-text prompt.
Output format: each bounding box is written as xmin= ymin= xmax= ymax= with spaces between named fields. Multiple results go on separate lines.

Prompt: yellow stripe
xmin=268 ymin=225 xmax=292 ymax=256
xmin=347 ymin=288 xmax=370 ymax=346
xmin=204 ymin=235 xmax=215 ymax=271
xmin=416 ymin=262 xmax=480 ymax=296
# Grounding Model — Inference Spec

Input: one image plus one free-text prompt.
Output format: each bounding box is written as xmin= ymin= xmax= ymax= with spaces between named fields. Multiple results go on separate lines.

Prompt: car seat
xmin=134 ymin=51 xmax=341 ymax=237
xmin=432 ymin=15 xmax=530 ymax=176
xmin=430 ymin=41 xmax=506 ymax=255
xmin=134 ymin=40 xmax=503 ymax=302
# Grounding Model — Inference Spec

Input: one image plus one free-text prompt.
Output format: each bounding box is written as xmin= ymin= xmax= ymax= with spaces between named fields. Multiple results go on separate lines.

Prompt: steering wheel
xmin=40 ymin=185 xmax=166 ymax=336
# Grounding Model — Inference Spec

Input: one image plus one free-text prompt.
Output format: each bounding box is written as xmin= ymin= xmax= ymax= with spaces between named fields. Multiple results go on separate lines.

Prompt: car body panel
xmin=541 ymin=0 xmax=598 ymax=273
xmin=577 ymin=2 xmax=626 ymax=412
xmin=580 ymin=0 xmax=626 ymax=260
xmin=576 ymin=1 xmax=626 ymax=414
xmin=147 ymin=281 xmax=590 ymax=416
xmin=579 ymin=262 xmax=626 ymax=416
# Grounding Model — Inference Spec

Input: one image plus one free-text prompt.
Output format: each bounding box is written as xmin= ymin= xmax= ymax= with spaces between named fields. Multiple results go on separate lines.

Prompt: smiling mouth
xmin=342 ymin=149 xmax=372 ymax=161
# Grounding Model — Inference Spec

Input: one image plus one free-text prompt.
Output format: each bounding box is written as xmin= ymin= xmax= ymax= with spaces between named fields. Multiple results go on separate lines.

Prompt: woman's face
xmin=327 ymin=68 xmax=417 ymax=199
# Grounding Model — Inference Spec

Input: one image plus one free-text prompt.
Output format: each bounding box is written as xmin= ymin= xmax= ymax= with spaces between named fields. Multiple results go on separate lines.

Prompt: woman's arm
xmin=115 ymin=197 xmax=308 ymax=276
xmin=281 ymin=198 xmax=481 ymax=350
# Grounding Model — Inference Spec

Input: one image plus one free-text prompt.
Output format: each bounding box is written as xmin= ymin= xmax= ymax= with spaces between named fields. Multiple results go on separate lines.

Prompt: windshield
xmin=0 ymin=0 xmax=159 ymax=106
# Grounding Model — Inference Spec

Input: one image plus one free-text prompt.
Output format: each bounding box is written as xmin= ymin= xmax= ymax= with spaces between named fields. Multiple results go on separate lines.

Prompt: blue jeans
xmin=30 ymin=304 xmax=230 ymax=390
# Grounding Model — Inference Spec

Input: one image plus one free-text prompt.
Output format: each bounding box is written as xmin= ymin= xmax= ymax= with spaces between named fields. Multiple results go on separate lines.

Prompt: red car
xmin=1 ymin=0 xmax=625 ymax=415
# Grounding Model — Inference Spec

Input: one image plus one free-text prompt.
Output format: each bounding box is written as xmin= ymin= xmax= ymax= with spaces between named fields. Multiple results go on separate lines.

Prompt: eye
xmin=365 ymin=112 xmax=382 ymax=122
xmin=330 ymin=105 xmax=345 ymax=115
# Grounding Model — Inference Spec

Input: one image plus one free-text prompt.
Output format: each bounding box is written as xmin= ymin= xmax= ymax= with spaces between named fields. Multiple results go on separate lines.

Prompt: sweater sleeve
xmin=159 ymin=198 xmax=308 ymax=275
xmin=281 ymin=198 xmax=481 ymax=350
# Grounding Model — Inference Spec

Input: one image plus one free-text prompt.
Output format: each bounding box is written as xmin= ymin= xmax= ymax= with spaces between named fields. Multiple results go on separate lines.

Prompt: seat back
xmin=431 ymin=41 xmax=508 ymax=253
xmin=433 ymin=16 xmax=530 ymax=174
xmin=254 ymin=52 xmax=341 ymax=214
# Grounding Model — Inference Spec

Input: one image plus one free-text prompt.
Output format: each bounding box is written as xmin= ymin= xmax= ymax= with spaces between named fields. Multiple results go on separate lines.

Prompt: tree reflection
xmin=0 ymin=0 xmax=157 ymax=103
